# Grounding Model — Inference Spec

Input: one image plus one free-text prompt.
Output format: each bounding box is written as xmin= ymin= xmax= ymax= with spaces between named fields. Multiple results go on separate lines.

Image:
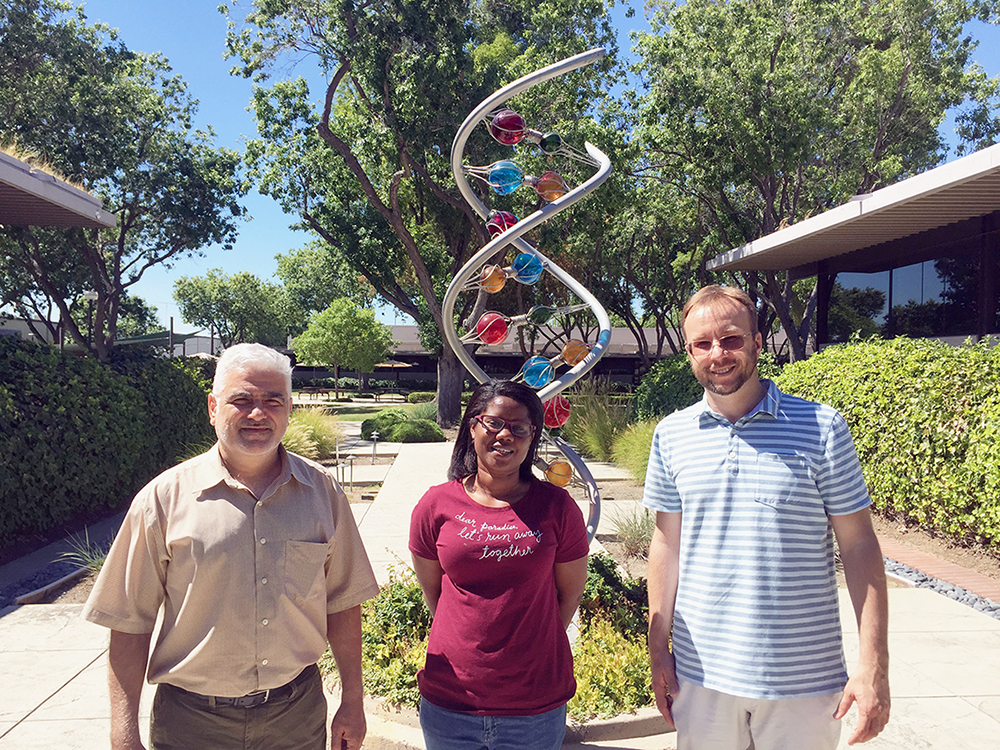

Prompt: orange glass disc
xmin=534 ymin=171 xmax=568 ymax=202
xmin=545 ymin=461 xmax=573 ymax=487
xmin=479 ymin=265 xmax=506 ymax=293
xmin=561 ymin=339 xmax=591 ymax=366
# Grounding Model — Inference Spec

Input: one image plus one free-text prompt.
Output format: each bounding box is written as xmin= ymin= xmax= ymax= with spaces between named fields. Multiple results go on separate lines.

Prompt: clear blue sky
xmin=77 ymin=1 xmax=999 ymax=330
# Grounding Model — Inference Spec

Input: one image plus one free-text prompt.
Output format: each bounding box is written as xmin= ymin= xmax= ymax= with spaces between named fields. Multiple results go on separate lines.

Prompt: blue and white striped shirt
xmin=642 ymin=380 xmax=871 ymax=699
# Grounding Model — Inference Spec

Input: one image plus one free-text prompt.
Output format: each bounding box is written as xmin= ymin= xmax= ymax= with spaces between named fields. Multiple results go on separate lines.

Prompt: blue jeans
xmin=419 ymin=697 xmax=567 ymax=750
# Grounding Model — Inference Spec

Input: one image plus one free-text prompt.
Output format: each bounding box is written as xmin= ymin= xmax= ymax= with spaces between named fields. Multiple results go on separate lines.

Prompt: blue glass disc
xmin=521 ymin=356 xmax=554 ymax=388
xmin=488 ymin=160 xmax=523 ymax=195
xmin=511 ymin=252 xmax=543 ymax=284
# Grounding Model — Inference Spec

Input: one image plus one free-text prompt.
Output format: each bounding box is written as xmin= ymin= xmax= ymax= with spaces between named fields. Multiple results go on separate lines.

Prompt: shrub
xmin=109 ymin=349 xmax=214 ymax=468
xmin=633 ymin=354 xmax=703 ymax=419
xmin=776 ymin=337 xmax=1000 ymax=549
xmin=568 ymin=617 xmax=652 ymax=721
xmin=578 ymin=553 xmax=648 ymax=641
xmin=281 ymin=421 xmax=319 ymax=459
xmin=289 ymin=407 xmax=344 ymax=459
xmin=0 ymin=339 xmax=140 ymax=544
xmin=561 ymin=379 xmax=633 ymax=461
xmin=360 ymin=408 xmax=409 ymax=440
xmin=408 ymin=400 xmax=437 ymax=421
xmin=407 ymin=391 xmax=436 ymax=403
xmin=332 ymin=567 xmax=430 ymax=709
xmin=609 ymin=505 xmax=655 ymax=559
xmin=392 ymin=419 xmax=446 ymax=443
xmin=611 ymin=419 xmax=659 ymax=483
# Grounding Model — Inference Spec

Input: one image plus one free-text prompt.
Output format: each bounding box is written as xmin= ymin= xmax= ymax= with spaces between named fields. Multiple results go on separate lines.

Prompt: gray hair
xmin=213 ymin=343 xmax=293 ymax=395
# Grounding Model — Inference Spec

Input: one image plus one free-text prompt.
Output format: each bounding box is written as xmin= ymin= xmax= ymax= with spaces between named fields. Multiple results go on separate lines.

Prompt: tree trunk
xmin=436 ymin=347 xmax=466 ymax=427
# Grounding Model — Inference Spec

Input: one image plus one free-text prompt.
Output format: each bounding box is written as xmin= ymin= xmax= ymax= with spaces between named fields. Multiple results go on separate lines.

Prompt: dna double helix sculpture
xmin=444 ymin=48 xmax=612 ymax=540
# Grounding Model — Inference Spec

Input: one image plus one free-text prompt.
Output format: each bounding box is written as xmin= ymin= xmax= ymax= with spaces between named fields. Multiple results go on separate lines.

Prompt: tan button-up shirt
xmin=83 ymin=445 xmax=379 ymax=697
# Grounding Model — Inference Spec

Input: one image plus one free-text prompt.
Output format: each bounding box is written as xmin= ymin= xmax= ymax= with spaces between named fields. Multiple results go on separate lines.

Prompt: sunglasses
xmin=474 ymin=414 xmax=536 ymax=439
xmin=685 ymin=332 xmax=754 ymax=359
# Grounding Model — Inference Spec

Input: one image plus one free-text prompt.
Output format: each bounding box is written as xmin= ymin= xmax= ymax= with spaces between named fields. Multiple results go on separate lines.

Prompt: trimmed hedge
xmin=361 ymin=407 xmax=446 ymax=443
xmin=0 ymin=338 xmax=212 ymax=547
xmin=776 ymin=337 xmax=1000 ymax=550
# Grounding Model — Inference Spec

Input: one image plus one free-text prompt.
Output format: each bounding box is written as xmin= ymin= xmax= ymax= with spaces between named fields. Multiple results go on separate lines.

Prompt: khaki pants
xmin=672 ymin=678 xmax=843 ymax=750
xmin=149 ymin=665 xmax=327 ymax=750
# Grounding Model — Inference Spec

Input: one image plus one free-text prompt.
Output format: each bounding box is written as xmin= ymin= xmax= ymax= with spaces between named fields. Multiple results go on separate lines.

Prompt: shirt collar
xmin=196 ymin=444 xmax=316 ymax=495
xmin=694 ymin=379 xmax=780 ymax=426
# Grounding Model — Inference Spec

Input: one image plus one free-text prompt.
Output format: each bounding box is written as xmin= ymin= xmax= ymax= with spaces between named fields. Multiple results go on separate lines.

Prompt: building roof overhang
xmin=0 ymin=151 xmax=117 ymax=228
xmin=707 ymin=143 xmax=1000 ymax=278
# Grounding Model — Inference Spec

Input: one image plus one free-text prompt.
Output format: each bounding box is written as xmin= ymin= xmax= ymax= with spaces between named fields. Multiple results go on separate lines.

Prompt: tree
xmin=294 ymin=298 xmax=395 ymax=387
xmin=0 ymin=0 xmax=245 ymax=360
xmin=224 ymin=0 xmax=619 ymax=424
xmin=174 ymin=269 xmax=290 ymax=348
xmin=633 ymin=0 xmax=1000 ymax=360
xmin=274 ymin=241 xmax=376 ymax=335
xmin=828 ymin=284 xmax=885 ymax=343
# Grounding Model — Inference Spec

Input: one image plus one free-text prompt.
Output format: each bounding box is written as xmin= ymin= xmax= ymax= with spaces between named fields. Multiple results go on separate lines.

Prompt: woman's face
xmin=469 ymin=396 xmax=536 ymax=479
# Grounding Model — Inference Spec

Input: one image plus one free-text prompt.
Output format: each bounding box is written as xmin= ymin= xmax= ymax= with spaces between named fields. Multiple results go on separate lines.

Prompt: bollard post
xmin=370 ymin=431 xmax=380 ymax=465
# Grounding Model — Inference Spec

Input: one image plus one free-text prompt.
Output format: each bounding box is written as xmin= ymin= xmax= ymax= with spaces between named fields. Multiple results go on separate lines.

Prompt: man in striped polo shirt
xmin=644 ymin=285 xmax=890 ymax=749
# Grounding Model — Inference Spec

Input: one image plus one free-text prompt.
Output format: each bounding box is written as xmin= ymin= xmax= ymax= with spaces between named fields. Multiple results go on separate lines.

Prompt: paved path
xmin=2 ymin=436 xmax=1000 ymax=748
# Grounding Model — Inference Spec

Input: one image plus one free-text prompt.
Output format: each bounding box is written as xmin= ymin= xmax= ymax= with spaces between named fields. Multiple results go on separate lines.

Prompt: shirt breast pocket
xmin=283 ymin=540 xmax=329 ymax=609
xmin=754 ymin=452 xmax=815 ymax=507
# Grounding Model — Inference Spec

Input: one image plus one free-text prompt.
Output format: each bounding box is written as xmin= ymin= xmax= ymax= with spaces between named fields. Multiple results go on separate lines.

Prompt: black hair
xmin=448 ymin=380 xmax=545 ymax=483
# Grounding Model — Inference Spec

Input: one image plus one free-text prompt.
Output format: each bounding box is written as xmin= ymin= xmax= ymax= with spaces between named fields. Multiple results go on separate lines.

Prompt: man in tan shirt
xmin=83 ymin=343 xmax=380 ymax=750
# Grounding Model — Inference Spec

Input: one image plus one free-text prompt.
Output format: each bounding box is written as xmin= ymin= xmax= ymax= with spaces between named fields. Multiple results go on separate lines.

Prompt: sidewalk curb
xmin=14 ymin=565 xmax=88 ymax=605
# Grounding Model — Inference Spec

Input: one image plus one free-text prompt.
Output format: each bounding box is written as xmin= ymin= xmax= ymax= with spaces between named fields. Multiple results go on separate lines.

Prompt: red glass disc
xmin=543 ymin=395 xmax=572 ymax=428
xmin=476 ymin=312 xmax=509 ymax=345
xmin=489 ymin=109 xmax=526 ymax=145
xmin=486 ymin=210 xmax=519 ymax=239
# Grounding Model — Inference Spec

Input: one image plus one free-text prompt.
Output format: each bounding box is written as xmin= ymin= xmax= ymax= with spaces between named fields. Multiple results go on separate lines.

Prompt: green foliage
xmin=568 ymin=617 xmax=652 ymax=721
xmin=57 ymin=530 xmax=111 ymax=574
xmin=634 ymin=354 xmax=703 ymax=419
xmin=609 ymin=505 xmax=655 ymax=559
xmin=776 ymin=338 xmax=1000 ymax=549
xmin=174 ymin=269 xmax=290 ymax=348
xmin=108 ymin=349 xmax=215 ymax=470
xmin=611 ymin=419 xmax=658 ymax=484
xmin=562 ymin=379 xmax=633 ymax=461
xmin=280 ymin=422 xmax=319 ymax=459
xmin=352 ymin=567 xmax=431 ymax=709
xmin=294 ymin=298 xmax=394 ymax=375
xmin=408 ymin=400 xmax=438 ymax=420
xmin=392 ymin=419 xmax=447 ymax=443
xmin=0 ymin=0 xmax=245 ymax=360
xmin=0 ymin=337 xmax=209 ymax=546
xmin=407 ymin=391 xmax=436 ymax=404
xmin=288 ymin=407 xmax=344 ymax=459
xmin=359 ymin=407 xmax=445 ymax=443
xmin=361 ymin=408 xmax=409 ymax=441
xmin=578 ymin=553 xmax=648 ymax=642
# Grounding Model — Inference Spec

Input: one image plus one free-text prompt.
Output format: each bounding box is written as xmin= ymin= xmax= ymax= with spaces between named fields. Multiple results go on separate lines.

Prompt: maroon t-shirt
xmin=409 ymin=479 xmax=589 ymax=715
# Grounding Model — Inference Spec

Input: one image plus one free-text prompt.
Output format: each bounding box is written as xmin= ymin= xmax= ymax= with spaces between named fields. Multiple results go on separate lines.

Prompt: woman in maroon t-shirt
xmin=409 ymin=380 xmax=590 ymax=750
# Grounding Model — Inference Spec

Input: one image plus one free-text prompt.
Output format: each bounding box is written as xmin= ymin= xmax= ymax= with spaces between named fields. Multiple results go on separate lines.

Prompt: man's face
xmin=208 ymin=366 xmax=291 ymax=461
xmin=683 ymin=299 xmax=762 ymax=397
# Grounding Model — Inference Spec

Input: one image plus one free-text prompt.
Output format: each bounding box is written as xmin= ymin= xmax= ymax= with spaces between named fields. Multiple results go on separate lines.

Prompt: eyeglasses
xmin=685 ymin=332 xmax=754 ymax=359
xmin=474 ymin=414 xmax=536 ymax=439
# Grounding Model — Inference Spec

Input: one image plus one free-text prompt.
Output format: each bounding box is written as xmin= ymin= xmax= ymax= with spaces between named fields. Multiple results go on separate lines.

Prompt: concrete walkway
xmin=2 ymin=435 xmax=1000 ymax=748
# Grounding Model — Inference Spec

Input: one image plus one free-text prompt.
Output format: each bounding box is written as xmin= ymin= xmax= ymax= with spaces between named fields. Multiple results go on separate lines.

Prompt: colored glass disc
xmin=489 ymin=109 xmax=526 ymax=145
xmin=521 ymin=356 xmax=554 ymax=388
xmin=526 ymin=305 xmax=555 ymax=325
xmin=543 ymin=395 xmax=572 ymax=429
xmin=479 ymin=264 xmax=506 ymax=293
xmin=545 ymin=461 xmax=573 ymax=487
xmin=488 ymin=161 xmax=523 ymax=195
xmin=511 ymin=252 xmax=544 ymax=284
xmin=534 ymin=171 xmax=568 ymax=202
xmin=475 ymin=312 xmax=509 ymax=345
xmin=486 ymin=210 xmax=519 ymax=239
xmin=538 ymin=132 xmax=563 ymax=155
xmin=561 ymin=339 xmax=590 ymax=366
